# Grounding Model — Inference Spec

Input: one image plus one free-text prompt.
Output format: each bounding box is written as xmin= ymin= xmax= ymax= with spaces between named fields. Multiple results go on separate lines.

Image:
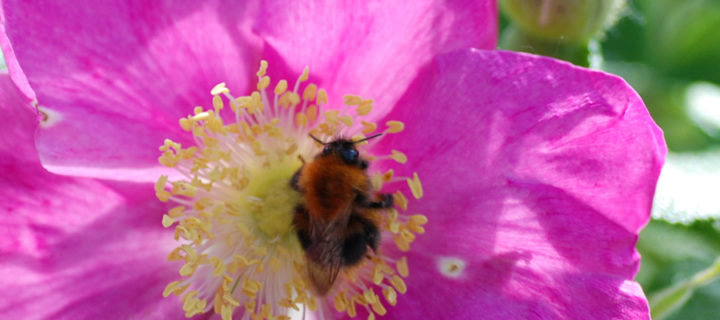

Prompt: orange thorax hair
xmin=297 ymin=155 xmax=370 ymax=223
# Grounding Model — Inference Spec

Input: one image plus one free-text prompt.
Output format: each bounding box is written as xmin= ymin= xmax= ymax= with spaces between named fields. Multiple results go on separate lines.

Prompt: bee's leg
xmin=367 ymin=193 xmax=394 ymax=209
xmin=355 ymin=193 xmax=393 ymax=209
xmin=293 ymin=205 xmax=311 ymax=250
xmin=290 ymin=168 xmax=302 ymax=191
xmin=360 ymin=216 xmax=380 ymax=252
xmin=341 ymin=232 xmax=367 ymax=266
xmin=342 ymin=214 xmax=380 ymax=266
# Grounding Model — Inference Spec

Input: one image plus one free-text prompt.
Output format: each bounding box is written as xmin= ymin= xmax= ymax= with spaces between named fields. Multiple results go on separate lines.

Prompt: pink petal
xmin=0 ymin=187 xmax=188 ymax=320
xmin=3 ymin=0 xmax=497 ymax=181
xmin=1 ymin=0 xmax=261 ymax=180
xmin=0 ymin=72 xmax=120 ymax=257
xmin=0 ymin=74 xmax=184 ymax=319
xmin=0 ymin=72 xmax=36 ymax=160
xmin=373 ymin=50 xmax=663 ymax=318
xmin=0 ymin=9 xmax=35 ymax=103
xmin=254 ymin=0 xmax=497 ymax=121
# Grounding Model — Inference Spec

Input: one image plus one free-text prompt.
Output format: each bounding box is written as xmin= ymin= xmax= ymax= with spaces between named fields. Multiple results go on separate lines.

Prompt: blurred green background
xmin=501 ymin=0 xmax=720 ymax=319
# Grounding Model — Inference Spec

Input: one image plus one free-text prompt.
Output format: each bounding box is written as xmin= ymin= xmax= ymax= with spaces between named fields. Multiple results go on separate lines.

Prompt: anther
xmin=275 ymin=80 xmax=288 ymax=95
xmin=385 ymin=121 xmax=405 ymax=133
xmin=344 ymin=95 xmax=363 ymax=105
xmin=407 ymin=172 xmax=423 ymax=199
xmin=211 ymin=82 xmax=230 ymax=95
xmin=389 ymin=150 xmax=407 ymax=164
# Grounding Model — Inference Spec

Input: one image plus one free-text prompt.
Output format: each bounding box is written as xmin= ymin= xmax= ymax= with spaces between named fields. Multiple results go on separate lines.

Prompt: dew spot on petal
xmin=37 ymin=106 xmax=63 ymax=128
xmin=437 ymin=257 xmax=466 ymax=279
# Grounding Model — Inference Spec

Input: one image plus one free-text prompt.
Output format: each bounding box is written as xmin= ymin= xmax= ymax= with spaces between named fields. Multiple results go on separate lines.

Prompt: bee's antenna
xmin=309 ymin=133 xmax=327 ymax=145
xmin=352 ymin=133 xmax=383 ymax=144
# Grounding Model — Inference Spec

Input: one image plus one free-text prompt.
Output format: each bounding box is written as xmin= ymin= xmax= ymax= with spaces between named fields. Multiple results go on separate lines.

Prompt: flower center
xmin=245 ymin=158 xmax=300 ymax=238
xmin=155 ymin=61 xmax=427 ymax=320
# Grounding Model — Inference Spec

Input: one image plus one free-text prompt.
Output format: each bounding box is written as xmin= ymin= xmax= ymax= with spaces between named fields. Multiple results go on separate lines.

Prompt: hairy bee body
xmin=291 ymin=136 xmax=392 ymax=295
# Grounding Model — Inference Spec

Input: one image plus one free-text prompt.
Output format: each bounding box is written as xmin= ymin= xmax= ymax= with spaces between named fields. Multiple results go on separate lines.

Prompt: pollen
xmin=157 ymin=61 xmax=427 ymax=319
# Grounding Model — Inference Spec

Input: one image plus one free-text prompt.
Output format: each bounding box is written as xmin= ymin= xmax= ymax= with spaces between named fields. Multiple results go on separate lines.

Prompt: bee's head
xmin=310 ymin=133 xmax=382 ymax=167
xmin=323 ymin=139 xmax=359 ymax=165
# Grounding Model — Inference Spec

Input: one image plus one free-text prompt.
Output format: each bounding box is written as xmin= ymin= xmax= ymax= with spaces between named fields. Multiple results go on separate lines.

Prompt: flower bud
xmin=501 ymin=0 xmax=626 ymax=44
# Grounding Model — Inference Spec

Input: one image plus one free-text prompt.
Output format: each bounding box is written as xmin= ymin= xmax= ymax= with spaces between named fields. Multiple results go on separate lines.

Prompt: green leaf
xmin=650 ymin=257 xmax=720 ymax=319
xmin=638 ymin=220 xmax=720 ymax=319
xmin=604 ymin=0 xmax=720 ymax=83
xmin=640 ymin=0 xmax=720 ymax=83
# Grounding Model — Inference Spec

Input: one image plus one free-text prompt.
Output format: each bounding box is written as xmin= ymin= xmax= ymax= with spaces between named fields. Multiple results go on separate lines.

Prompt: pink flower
xmin=1 ymin=1 xmax=664 ymax=319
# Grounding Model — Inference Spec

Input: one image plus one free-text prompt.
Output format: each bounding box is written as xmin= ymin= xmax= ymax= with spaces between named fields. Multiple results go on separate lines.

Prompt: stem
xmin=650 ymin=257 xmax=720 ymax=319
xmin=230 ymin=274 xmax=243 ymax=294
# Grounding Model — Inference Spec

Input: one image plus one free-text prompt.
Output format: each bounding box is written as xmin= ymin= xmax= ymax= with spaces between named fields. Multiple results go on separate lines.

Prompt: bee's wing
xmin=305 ymin=204 xmax=353 ymax=295
xmin=306 ymin=255 xmax=342 ymax=295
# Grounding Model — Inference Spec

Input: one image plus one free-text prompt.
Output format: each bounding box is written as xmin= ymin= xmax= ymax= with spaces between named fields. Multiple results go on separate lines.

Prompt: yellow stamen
xmin=394 ymin=191 xmax=409 ymax=210
xmin=155 ymin=175 xmax=171 ymax=202
xmin=382 ymin=169 xmax=394 ymax=182
xmin=372 ymin=265 xmax=384 ymax=285
xmin=274 ymin=80 xmax=288 ymax=95
xmin=386 ymin=120 xmax=405 ymax=133
xmin=347 ymin=298 xmax=357 ymax=318
xmin=333 ymin=293 xmax=346 ymax=312
xmin=410 ymin=214 xmax=428 ymax=226
xmin=162 ymin=215 xmax=176 ymax=228
xmin=256 ymin=60 xmax=268 ymax=77
xmin=306 ymin=105 xmax=318 ymax=123
xmin=213 ymin=95 xmax=224 ymax=112
xmin=179 ymin=262 xmax=198 ymax=277
xmin=390 ymin=275 xmax=407 ymax=294
xmin=371 ymin=174 xmax=383 ymax=191
xmin=257 ymin=76 xmax=271 ymax=90
xmin=407 ymin=172 xmax=424 ymax=199
xmin=299 ymin=67 xmax=309 ymax=82
xmin=371 ymin=300 xmax=387 ymax=316
xmin=383 ymin=287 xmax=398 ymax=306
xmin=344 ymin=95 xmax=363 ymax=106
xmin=389 ymin=150 xmax=407 ymax=164
xmin=163 ymin=280 xmax=189 ymax=297
xmin=168 ymin=206 xmax=185 ymax=218
xmin=296 ymin=112 xmax=308 ymax=127
xmin=393 ymin=234 xmax=410 ymax=251
xmin=211 ymin=82 xmax=229 ymax=95
xmin=408 ymin=223 xmax=426 ymax=234
xmin=361 ymin=121 xmax=378 ymax=134
xmin=363 ymin=288 xmax=378 ymax=304
xmin=158 ymin=62 xmax=425 ymax=320
xmin=339 ymin=115 xmax=353 ymax=127
xmin=401 ymin=228 xmax=416 ymax=243
xmin=303 ymin=83 xmax=317 ymax=101
xmin=356 ymin=100 xmax=373 ymax=115
xmin=397 ymin=257 xmax=409 ymax=278
xmin=317 ymin=89 xmax=328 ymax=105
xmin=221 ymin=305 xmax=233 ymax=320
xmin=324 ymin=110 xmax=339 ymax=124
xmin=179 ymin=117 xmax=192 ymax=131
